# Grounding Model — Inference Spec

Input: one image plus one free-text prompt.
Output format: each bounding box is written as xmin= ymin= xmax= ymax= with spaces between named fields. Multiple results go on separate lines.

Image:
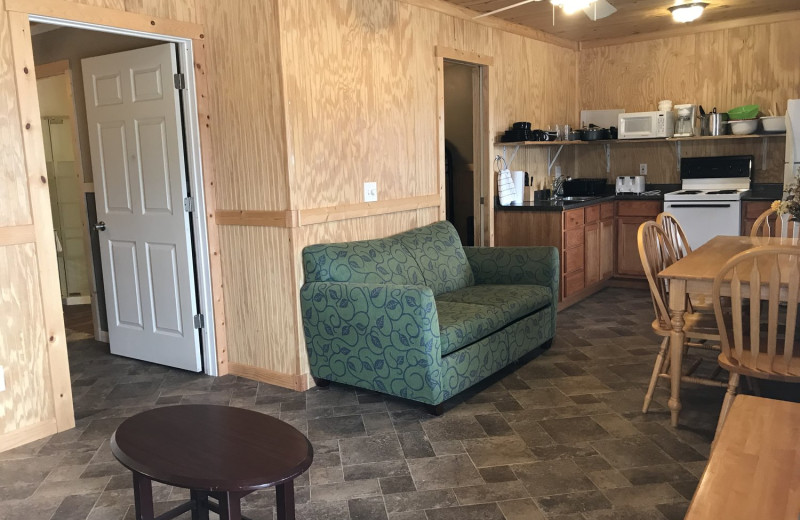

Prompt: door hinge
xmin=174 ymin=73 xmax=186 ymax=90
xmin=480 ymin=197 xmax=485 ymax=205
xmin=183 ymin=197 xmax=193 ymax=212
xmin=193 ymin=314 xmax=204 ymax=329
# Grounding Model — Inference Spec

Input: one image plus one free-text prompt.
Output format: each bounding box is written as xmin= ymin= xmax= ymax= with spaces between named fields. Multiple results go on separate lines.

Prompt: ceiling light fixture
xmin=668 ymin=2 xmax=709 ymax=23
xmin=550 ymin=0 xmax=598 ymax=16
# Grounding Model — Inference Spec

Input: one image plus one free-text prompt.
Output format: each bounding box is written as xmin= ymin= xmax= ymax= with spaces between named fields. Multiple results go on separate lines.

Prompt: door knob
xmin=94 ymin=221 xmax=107 ymax=231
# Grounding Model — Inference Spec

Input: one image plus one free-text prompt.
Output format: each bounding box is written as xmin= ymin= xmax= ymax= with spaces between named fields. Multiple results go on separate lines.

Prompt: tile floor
xmin=0 ymin=288 xmax=766 ymax=519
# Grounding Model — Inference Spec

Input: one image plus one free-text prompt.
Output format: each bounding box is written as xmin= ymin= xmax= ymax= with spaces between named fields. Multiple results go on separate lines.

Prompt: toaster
xmin=616 ymin=176 xmax=646 ymax=194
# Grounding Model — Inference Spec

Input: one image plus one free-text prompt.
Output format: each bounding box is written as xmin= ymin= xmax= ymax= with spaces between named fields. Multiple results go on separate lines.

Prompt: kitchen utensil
xmin=581 ymin=125 xmax=609 ymax=141
xmin=568 ymin=129 xmax=582 ymax=141
xmin=728 ymin=118 xmax=758 ymax=135
xmin=760 ymin=116 xmax=786 ymax=133
xmin=699 ymin=105 xmax=706 ymax=116
xmin=608 ymin=126 xmax=618 ymax=139
xmin=727 ymin=104 xmax=759 ymax=120
xmin=700 ymin=108 xmax=729 ymax=136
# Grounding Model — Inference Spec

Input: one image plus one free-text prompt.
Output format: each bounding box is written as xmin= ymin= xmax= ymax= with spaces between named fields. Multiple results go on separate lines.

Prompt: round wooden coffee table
xmin=111 ymin=405 xmax=313 ymax=520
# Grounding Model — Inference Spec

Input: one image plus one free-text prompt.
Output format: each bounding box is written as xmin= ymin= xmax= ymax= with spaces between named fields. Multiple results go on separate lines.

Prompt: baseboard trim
xmin=0 ymin=418 xmax=58 ymax=453
xmin=228 ymin=363 xmax=308 ymax=392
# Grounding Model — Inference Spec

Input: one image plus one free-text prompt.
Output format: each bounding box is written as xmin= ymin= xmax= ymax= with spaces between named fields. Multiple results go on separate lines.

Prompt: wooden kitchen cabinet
xmin=562 ymin=208 xmax=586 ymax=298
xmin=599 ymin=218 xmax=614 ymax=279
xmin=741 ymin=201 xmax=772 ymax=236
xmin=615 ymin=200 xmax=661 ymax=278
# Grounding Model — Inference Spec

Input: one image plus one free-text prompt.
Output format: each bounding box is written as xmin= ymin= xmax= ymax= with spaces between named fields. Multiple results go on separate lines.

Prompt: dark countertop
xmin=497 ymin=183 xmax=783 ymax=211
xmin=743 ymin=184 xmax=782 ymax=201
xmin=497 ymin=184 xmax=676 ymax=212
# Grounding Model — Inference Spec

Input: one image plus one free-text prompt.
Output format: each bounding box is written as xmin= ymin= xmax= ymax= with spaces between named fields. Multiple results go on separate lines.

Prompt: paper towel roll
xmin=512 ymin=171 xmax=525 ymax=205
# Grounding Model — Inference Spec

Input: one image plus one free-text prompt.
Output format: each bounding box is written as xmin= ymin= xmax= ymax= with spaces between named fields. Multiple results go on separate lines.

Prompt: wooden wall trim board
xmin=7 ymin=0 xmax=203 ymax=40
xmin=0 ymin=418 xmax=57 ymax=453
xmin=397 ymin=0 xmax=578 ymax=50
xmin=0 ymin=225 xmax=35 ymax=246
xmin=298 ymin=194 xmax=441 ymax=226
xmin=436 ymin=57 xmax=446 ymax=222
xmin=228 ymin=363 xmax=308 ymax=392
xmin=435 ymin=46 xmax=494 ymax=66
xmin=580 ymin=10 xmax=800 ymax=49
xmin=8 ymin=11 xmax=74 ymax=432
xmin=34 ymin=58 xmax=67 ymax=78
xmin=192 ymin=41 xmax=228 ymax=376
xmin=215 ymin=209 xmax=297 ymax=228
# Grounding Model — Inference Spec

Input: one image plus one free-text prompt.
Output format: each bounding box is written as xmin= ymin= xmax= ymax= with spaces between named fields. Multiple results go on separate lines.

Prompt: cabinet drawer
xmin=564 ymin=227 xmax=584 ymax=249
xmin=563 ymin=270 xmax=585 ymax=298
xmin=600 ymin=202 xmax=614 ymax=220
xmin=585 ymin=205 xmax=601 ymax=223
xmin=616 ymin=200 xmax=661 ymax=217
xmin=743 ymin=201 xmax=772 ymax=219
xmin=564 ymin=208 xmax=585 ymax=230
xmin=563 ymin=244 xmax=585 ymax=274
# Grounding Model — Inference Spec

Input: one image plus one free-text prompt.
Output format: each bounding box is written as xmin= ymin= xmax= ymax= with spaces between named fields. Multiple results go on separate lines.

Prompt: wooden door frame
xmin=3 ymin=0 xmax=228 ymax=447
xmin=35 ymin=59 xmax=104 ymax=342
xmin=435 ymin=46 xmax=494 ymax=246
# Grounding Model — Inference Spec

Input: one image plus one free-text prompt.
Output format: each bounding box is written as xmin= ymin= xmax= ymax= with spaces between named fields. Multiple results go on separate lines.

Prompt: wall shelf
xmin=495 ymin=133 xmax=785 ymax=147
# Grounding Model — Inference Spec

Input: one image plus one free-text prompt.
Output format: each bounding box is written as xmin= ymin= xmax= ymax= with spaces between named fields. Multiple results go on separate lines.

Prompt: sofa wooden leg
xmin=540 ymin=339 xmax=553 ymax=350
xmin=428 ymin=403 xmax=444 ymax=416
xmin=313 ymin=377 xmax=331 ymax=388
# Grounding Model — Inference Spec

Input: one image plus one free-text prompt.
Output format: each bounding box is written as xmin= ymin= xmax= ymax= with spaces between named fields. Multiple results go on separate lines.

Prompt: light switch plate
xmin=364 ymin=182 xmax=378 ymax=202
xmin=0 ymin=366 xmax=5 ymax=392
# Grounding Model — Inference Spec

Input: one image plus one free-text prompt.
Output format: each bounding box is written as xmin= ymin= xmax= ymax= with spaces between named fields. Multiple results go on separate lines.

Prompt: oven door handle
xmin=666 ymin=203 xmax=732 ymax=208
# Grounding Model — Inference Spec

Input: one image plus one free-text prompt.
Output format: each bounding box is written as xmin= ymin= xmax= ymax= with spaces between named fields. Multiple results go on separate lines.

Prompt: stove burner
xmin=676 ymin=190 xmax=702 ymax=195
xmin=705 ymin=190 xmax=738 ymax=195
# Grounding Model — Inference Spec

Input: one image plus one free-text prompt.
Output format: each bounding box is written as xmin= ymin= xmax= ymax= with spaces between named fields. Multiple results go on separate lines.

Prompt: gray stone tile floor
xmin=3 ymin=287 xmax=797 ymax=519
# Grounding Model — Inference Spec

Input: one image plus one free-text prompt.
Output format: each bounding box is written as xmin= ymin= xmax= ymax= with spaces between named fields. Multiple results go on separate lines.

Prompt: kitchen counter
xmin=497 ymin=184 xmax=676 ymax=212
xmin=743 ymin=183 xmax=783 ymax=201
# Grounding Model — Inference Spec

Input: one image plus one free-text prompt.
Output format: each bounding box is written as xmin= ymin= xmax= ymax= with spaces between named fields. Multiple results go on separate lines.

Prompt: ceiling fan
xmin=474 ymin=0 xmax=617 ymax=22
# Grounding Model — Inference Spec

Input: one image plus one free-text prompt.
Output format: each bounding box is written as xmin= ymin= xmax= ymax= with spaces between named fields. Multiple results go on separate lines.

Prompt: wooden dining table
xmin=657 ymin=234 xmax=800 ymax=427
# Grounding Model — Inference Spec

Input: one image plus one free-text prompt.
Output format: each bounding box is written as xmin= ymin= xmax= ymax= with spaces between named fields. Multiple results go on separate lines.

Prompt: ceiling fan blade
xmin=473 ymin=0 xmax=542 ymax=19
xmin=583 ymin=0 xmax=617 ymax=21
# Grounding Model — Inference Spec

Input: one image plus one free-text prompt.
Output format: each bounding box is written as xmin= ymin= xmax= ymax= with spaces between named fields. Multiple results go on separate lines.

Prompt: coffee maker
xmin=674 ymin=104 xmax=696 ymax=137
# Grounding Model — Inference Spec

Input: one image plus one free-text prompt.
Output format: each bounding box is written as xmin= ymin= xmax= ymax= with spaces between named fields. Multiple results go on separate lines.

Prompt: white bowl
xmin=729 ymin=119 xmax=758 ymax=135
xmin=760 ymin=116 xmax=786 ymax=133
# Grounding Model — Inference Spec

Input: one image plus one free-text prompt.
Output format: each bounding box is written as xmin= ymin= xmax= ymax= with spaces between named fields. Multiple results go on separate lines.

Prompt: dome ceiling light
xmin=668 ymin=2 xmax=709 ymax=23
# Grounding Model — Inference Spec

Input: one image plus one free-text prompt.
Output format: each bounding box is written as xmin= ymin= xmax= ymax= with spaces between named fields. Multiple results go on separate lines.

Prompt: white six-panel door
xmin=82 ymin=43 xmax=201 ymax=372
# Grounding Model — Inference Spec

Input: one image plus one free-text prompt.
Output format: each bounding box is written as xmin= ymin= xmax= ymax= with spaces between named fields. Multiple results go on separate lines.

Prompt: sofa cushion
xmin=396 ymin=221 xmax=474 ymax=296
xmin=437 ymin=285 xmax=552 ymax=323
xmin=302 ymin=238 xmax=424 ymax=285
xmin=435 ymin=301 xmax=506 ymax=356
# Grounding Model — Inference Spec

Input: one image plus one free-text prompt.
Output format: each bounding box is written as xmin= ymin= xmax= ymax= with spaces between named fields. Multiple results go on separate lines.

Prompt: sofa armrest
xmin=299 ymin=281 xmax=443 ymax=403
xmin=464 ymin=246 xmax=559 ymax=326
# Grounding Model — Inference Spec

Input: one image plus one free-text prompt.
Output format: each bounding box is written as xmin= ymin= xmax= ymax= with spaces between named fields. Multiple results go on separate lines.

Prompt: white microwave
xmin=618 ymin=111 xmax=674 ymax=139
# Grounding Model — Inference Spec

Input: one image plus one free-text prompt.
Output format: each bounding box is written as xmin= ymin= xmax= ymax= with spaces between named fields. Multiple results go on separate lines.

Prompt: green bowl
xmin=728 ymin=104 xmax=759 ymax=120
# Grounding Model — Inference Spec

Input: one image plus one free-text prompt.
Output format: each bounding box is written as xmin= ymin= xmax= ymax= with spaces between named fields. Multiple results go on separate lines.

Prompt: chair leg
xmin=643 ymin=337 xmax=669 ymax=413
xmin=714 ymin=372 xmax=740 ymax=438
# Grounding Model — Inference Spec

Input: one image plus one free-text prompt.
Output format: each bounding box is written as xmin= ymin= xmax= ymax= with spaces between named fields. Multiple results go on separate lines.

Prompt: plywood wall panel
xmin=0 ymin=244 xmax=55 ymax=436
xmin=0 ymin=4 xmax=31 ymax=227
xmin=580 ymin=20 xmax=800 ymax=114
xmin=198 ymin=0 xmax=288 ymax=212
xmin=218 ymin=225 xmax=297 ymax=373
xmin=123 ymin=0 xmax=197 ymax=23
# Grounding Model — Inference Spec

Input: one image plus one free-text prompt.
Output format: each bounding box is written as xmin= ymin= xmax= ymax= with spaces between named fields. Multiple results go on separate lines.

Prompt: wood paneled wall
xmin=576 ymin=19 xmax=799 ymax=184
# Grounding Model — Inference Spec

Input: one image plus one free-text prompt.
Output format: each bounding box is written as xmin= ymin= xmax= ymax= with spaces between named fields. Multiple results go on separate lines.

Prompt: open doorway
xmin=28 ymin=19 xmax=219 ymax=375
xmin=437 ymin=48 xmax=492 ymax=247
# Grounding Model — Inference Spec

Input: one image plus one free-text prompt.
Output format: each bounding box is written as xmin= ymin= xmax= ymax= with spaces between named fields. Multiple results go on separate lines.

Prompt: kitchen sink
xmin=560 ymin=196 xmax=601 ymax=202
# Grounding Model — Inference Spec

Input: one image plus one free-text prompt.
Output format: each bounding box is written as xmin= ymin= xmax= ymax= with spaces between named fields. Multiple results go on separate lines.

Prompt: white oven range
xmin=664 ymin=155 xmax=753 ymax=250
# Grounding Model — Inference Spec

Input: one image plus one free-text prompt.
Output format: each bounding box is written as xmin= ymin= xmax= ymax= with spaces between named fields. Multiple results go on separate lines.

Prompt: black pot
xmin=513 ymin=121 xmax=531 ymax=131
xmin=581 ymin=126 xmax=609 ymax=141
xmin=568 ymin=130 xmax=583 ymax=141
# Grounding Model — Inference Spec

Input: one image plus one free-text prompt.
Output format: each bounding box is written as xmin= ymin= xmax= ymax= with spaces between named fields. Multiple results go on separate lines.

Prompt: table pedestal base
xmin=131 ymin=472 xmax=295 ymax=520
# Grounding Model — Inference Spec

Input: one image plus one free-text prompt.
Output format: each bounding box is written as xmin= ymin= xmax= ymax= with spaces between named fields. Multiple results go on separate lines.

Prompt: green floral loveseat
xmin=299 ymin=220 xmax=558 ymax=413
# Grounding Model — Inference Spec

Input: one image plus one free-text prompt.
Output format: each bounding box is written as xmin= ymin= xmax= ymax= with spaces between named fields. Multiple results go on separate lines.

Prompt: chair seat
xmin=651 ymin=311 xmax=719 ymax=342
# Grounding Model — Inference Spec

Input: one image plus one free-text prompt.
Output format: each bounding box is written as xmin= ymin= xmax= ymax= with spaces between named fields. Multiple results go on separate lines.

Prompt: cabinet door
xmin=600 ymin=218 xmax=614 ymax=279
xmin=741 ymin=201 xmax=772 ymax=236
xmin=585 ymin=222 xmax=600 ymax=286
xmin=616 ymin=217 xmax=647 ymax=277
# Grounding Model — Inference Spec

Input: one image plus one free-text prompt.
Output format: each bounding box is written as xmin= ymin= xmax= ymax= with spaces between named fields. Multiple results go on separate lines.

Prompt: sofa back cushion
xmin=303 ymin=237 xmax=425 ymax=285
xmin=396 ymin=221 xmax=474 ymax=296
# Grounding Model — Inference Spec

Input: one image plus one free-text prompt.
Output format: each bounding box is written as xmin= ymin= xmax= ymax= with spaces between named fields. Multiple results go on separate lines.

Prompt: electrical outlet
xmin=0 ymin=366 xmax=5 ymax=393
xmin=364 ymin=182 xmax=378 ymax=202
xmin=639 ymin=163 xmax=648 ymax=176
